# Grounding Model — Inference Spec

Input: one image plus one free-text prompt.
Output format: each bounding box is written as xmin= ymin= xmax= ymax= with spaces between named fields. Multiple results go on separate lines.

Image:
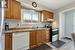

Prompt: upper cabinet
xmin=5 ymin=0 xmax=21 ymax=19
xmin=5 ymin=0 xmax=12 ymax=19
xmin=41 ymin=10 xmax=54 ymax=22
xmin=12 ymin=1 xmax=21 ymax=19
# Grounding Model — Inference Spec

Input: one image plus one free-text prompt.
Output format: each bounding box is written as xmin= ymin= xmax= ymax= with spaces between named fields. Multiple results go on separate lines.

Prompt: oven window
xmin=52 ymin=29 xmax=59 ymax=36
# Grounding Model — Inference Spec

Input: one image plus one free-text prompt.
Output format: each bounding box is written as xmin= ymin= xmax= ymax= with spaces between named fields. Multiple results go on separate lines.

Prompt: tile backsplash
xmin=4 ymin=19 xmax=50 ymax=28
xmin=4 ymin=19 xmax=21 ymax=28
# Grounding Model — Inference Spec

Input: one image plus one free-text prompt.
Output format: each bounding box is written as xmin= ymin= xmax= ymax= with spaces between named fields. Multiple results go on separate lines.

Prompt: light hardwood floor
xmin=47 ymin=39 xmax=75 ymax=50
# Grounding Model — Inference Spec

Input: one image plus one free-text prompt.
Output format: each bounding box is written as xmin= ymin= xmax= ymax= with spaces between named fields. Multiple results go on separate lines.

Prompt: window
xmin=32 ymin=12 xmax=39 ymax=22
xmin=22 ymin=9 xmax=39 ymax=23
xmin=23 ymin=12 xmax=31 ymax=22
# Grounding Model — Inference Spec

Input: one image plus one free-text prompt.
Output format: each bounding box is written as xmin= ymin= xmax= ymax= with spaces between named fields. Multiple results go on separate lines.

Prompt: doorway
xmin=59 ymin=7 xmax=75 ymax=40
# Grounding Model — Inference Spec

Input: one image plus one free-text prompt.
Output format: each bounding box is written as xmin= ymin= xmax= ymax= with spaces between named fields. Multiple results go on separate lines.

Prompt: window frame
xmin=21 ymin=9 xmax=40 ymax=24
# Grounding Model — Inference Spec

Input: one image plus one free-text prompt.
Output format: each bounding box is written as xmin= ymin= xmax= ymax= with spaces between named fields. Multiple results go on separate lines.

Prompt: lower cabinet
xmin=5 ymin=32 xmax=29 ymax=50
xmin=46 ymin=29 xmax=50 ymax=42
xmin=41 ymin=30 xmax=47 ymax=43
xmin=41 ymin=29 xmax=50 ymax=43
xmin=30 ymin=31 xmax=37 ymax=48
xmin=30 ymin=29 xmax=50 ymax=49
xmin=36 ymin=30 xmax=42 ymax=45
xmin=5 ymin=33 xmax=12 ymax=50
xmin=5 ymin=29 xmax=50 ymax=50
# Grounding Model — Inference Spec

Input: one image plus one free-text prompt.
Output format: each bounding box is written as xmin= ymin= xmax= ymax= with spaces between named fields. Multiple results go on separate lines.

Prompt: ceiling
xmin=17 ymin=0 xmax=75 ymax=10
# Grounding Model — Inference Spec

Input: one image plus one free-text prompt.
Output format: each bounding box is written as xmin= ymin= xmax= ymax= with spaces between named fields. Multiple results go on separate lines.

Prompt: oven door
xmin=52 ymin=29 xmax=59 ymax=42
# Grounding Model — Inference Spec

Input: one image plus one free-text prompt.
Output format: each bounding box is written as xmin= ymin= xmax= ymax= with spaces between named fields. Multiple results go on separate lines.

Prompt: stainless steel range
xmin=45 ymin=24 xmax=59 ymax=42
xmin=52 ymin=28 xmax=59 ymax=42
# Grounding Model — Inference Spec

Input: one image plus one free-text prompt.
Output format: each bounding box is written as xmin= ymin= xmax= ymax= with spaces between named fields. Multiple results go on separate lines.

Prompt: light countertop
xmin=4 ymin=28 xmax=50 ymax=33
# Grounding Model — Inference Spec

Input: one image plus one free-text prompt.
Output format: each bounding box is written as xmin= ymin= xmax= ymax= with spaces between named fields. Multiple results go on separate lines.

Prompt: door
xmin=64 ymin=12 xmax=73 ymax=38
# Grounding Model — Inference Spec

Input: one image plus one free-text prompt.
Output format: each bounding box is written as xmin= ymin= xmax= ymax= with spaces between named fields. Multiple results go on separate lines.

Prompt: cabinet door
xmin=13 ymin=1 xmax=21 ymax=19
xmin=41 ymin=10 xmax=53 ymax=21
xmin=45 ymin=30 xmax=50 ymax=42
xmin=48 ymin=12 xmax=53 ymax=19
xmin=41 ymin=30 xmax=50 ymax=43
xmin=10 ymin=0 xmax=14 ymax=19
xmin=41 ymin=30 xmax=46 ymax=43
xmin=5 ymin=33 xmax=12 ymax=50
xmin=5 ymin=0 xmax=12 ymax=19
xmin=5 ymin=0 xmax=21 ymax=19
xmin=42 ymin=11 xmax=47 ymax=21
xmin=36 ymin=31 xmax=42 ymax=45
xmin=17 ymin=2 xmax=21 ymax=19
xmin=30 ymin=31 xmax=36 ymax=48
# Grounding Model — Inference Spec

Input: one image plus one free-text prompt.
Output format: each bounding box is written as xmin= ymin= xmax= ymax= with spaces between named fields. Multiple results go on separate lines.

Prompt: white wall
xmin=0 ymin=8 xmax=2 ymax=35
xmin=0 ymin=8 xmax=2 ymax=50
xmin=59 ymin=12 xmax=65 ymax=39
xmin=54 ymin=1 xmax=75 ymax=27
xmin=73 ymin=12 xmax=75 ymax=32
xmin=53 ymin=1 xmax=75 ymax=39
xmin=52 ymin=12 xmax=59 ymax=28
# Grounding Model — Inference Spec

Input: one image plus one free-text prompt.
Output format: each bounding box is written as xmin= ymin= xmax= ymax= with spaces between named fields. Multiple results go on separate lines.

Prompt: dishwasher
xmin=12 ymin=32 xmax=29 ymax=50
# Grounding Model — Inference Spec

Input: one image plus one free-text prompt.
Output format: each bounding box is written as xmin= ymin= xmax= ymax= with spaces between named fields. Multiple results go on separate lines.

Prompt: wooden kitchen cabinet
xmin=45 ymin=29 xmax=50 ymax=42
xmin=5 ymin=0 xmax=12 ymax=19
xmin=12 ymin=1 xmax=21 ymax=19
xmin=5 ymin=32 xmax=29 ymax=50
xmin=30 ymin=30 xmax=42 ymax=48
xmin=5 ymin=0 xmax=21 ymax=19
xmin=5 ymin=29 xmax=50 ymax=50
xmin=41 ymin=29 xmax=50 ymax=43
xmin=30 ymin=31 xmax=37 ymax=48
xmin=5 ymin=33 xmax=12 ymax=50
xmin=30 ymin=29 xmax=50 ymax=48
xmin=41 ymin=10 xmax=54 ymax=21
xmin=41 ymin=30 xmax=47 ymax=43
xmin=36 ymin=30 xmax=42 ymax=45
